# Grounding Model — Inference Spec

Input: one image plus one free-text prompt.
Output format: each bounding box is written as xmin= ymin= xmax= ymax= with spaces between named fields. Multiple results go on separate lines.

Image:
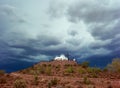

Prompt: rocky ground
xmin=0 ymin=60 xmax=120 ymax=88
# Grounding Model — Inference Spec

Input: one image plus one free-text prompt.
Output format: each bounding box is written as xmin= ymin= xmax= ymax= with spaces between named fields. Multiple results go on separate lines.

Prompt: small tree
xmin=83 ymin=77 xmax=91 ymax=85
xmin=50 ymin=78 xmax=58 ymax=86
xmin=45 ymin=67 xmax=52 ymax=76
xmin=14 ymin=79 xmax=26 ymax=88
xmin=33 ymin=74 xmax=39 ymax=85
xmin=107 ymin=58 xmax=120 ymax=72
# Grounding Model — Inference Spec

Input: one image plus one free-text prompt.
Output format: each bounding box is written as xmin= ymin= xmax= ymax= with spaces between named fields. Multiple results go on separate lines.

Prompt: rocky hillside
xmin=0 ymin=60 xmax=120 ymax=88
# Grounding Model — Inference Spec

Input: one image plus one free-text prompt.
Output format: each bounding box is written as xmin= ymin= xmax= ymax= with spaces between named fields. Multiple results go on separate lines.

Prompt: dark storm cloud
xmin=0 ymin=0 xmax=120 ymax=66
xmin=90 ymin=21 xmax=120 ymax=40
xmin=2 ymin=33 xmax=63 ymax=62
xmin=35 ymin=35 xmax=62 ymax=46
xmin=67 ymin=0 xmax=120 ymax=23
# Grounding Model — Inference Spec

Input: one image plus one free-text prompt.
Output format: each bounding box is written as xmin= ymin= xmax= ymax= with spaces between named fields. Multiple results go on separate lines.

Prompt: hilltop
xmin=0 ymin=60 xmax=120 ymax=88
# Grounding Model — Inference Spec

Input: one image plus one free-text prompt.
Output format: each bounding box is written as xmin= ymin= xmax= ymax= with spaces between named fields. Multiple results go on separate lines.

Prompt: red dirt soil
xmin=0 ymin=60 xmax=120 ymax=88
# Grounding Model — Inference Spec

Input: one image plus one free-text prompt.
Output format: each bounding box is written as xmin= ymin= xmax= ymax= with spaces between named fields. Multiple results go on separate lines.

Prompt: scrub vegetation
xmin=0 ymin=58 xmax=120 ymax=88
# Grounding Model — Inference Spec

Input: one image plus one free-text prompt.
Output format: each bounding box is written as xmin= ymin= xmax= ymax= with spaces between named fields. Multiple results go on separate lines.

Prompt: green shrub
xmin=94 ymin=68 xmax=101 ymax=73
xmin=87 ymin=67 xmax=101 ymax=78
xmin=87 ymin=67 xmax=93 ymax=73
xmin=78 ymin=68 xmax=86 ymax=74
xmin=91 ymin=73 xmax=98 ymax=78
xmin=48 ymin=82 xmax=51 ymax=88
xmin=107 ymin=58 xmax=120 ymax=72
xmin=29 ymin=70 xmax=35 ymax=75
xmin=14 ymin=79 xmax=26 ymax=88
xmin=50 ymin=78 xmax=58 ymax=86
xmin=65 ymin=67 xmax=74 ymax=73
xmin=81 ymin=62 xmax=89 ymax=68
xmin=47 ymin=78 xmax=58 ymax=88
xmin=45 ymin=67 xmax=52 ymax=76
xmin=0 ymin=70 xmax=5 ymax=75
xmin=33 ymin=74 xmax=39 ymax=85
xmin=83 ymin=77 xmax=91 ymax=85
xmin=103 ymin=68 xmax=108 ymax=72
xmin=87 ymin=67 xmax=101 ymax=73
xmin=38 ymin=66 xmax=45 ymax=74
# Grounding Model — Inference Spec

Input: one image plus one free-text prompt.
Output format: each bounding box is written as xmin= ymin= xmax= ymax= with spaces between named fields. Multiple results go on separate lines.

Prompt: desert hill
xmin=0 ymin=60 xmax=120 ymax=88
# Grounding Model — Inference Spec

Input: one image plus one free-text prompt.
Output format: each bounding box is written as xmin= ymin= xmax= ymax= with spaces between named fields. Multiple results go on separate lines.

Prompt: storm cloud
xmin=0 ymin=0 xmax=120 ymax=69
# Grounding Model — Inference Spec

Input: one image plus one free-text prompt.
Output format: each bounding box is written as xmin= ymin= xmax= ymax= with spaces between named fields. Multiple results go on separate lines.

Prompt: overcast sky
xmin=0 ymin=0 xmax=120 ymax=63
